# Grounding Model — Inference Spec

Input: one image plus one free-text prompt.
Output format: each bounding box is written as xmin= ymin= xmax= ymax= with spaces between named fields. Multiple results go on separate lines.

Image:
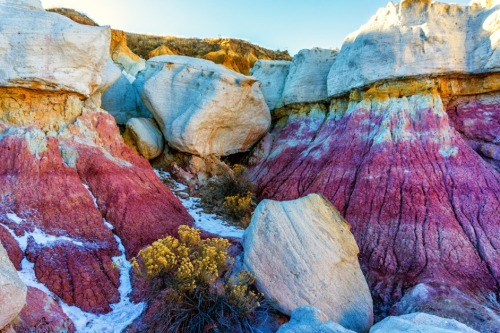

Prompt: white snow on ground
xmin=2 ymin=206 xmax=144 ymax=333
xmin=154 ymin=169 xmax=245 ymax=238
xmin=59 ymin=229 xmax=144 ymax=333
xmin=0 ymin=174 xmax=242 ymax=332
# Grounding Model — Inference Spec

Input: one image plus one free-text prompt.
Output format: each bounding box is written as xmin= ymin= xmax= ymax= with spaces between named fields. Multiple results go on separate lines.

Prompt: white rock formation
xmin=0 ymin=241 xmax=27 ymax=329
xmin=90 ymin=59 xmax=122 ymax=108
xmin=102 ymin=73 xmax=150 ymax=124
xmin=277 ymin=306 xmax=356 ymax=333
xmin=281 ymin=48 xmax=338 ymax=105
xmin=124 ymin=117 xmax=164 ymax=160
xmin=369 ymin=313 xmax=479 ymax=333
xmin=0 ymin=1 xmax=110 ymax=96
xmin=328 ymin=0 xmax=500 ymax=97
xmin=250 ymin=60 xmax=291 ymax=110
xmin=141 ymin=55 xmax=271 ymax=156
xmin=243 ymin=194 xmax=373 ymax=333
xmin=0 ymin=0 xmax=42 ymax=9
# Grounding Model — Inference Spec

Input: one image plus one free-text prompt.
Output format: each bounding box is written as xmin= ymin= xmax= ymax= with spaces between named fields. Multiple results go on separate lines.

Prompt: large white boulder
xmin=328 ymin=0 xmax=500 ymax=97
xmin=141 ymin=55 xmax=271 ymax=156
xmin=89 ymin=59 xmax=122 ymax=108
xmin=277 ymin=306 xmax=356 ymax=333
xmin=370 ymin=313 xmax=479 ymax=333
xmin=0 ymin=241 xmax=27 ymax=329
xmin=0 ymin=1 xmax=111 ymax=96
xmin=250 ymin=60 xmax=291 ymax=110
xmin=243 ymin=194 xmax=373 ymax=333
xmin=281 ymin=48 xmax=338 ymax=105
xmin=124 ymin=117 xmax=164 ymax=160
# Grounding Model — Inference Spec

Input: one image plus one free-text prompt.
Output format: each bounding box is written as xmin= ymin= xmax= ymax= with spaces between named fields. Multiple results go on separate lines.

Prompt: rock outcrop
xmin=243 ymin=194 xmax=373 ymax=333
xmin=126 ymin=35 xmax=292 ymax=75
xmin=0 ymin=241 xmax=26 ymax=329
xmin=389 ymin=283 xmax=500 ymax=333
xmin=250 ymin=93 xmax=500 ymax=322
xmin=327 ymin=0 xmax=500 ymax=97
xmin=249 ymin=4 xmax=500 ymax=330
xmin=281 ymin=48 xmax=338 ymax=106
xmin=101 ymin=73 xmax=150 ymax=124
xmin=5 ymin=286 xmax=76 ymax=333
xmin=277 ymin=306 xmax=356 ymax=333
xmin=123 ymin=117 xmax=164 ymax=160
xmin=110 ymin=30 xmax=146 ymax=77
xmin=0 ymin=0 xmax=110 ymax=96
xmin=250 ymin=60 xmax=291 ymax=111
xmin=369 ymin=313 xmax=479 ymax=333
xmin=0 ymin=1 xmax=194 ymax=315
xmin=141 ymin=55 xmax=271 ymax=156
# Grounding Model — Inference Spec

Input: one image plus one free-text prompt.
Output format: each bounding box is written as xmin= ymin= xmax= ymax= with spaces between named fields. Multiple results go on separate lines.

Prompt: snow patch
xmin=60 ymin=224 xmax=144 ymax=333
xmin=1 ymin=208 xmax=144 ymax=332
xmin=154 ymin=169 xmax=244 ymax=238
xmin=6 ymin=212 xmax=84 ymax=248
xmin=439 ymin=145 xmax=459 ymax=157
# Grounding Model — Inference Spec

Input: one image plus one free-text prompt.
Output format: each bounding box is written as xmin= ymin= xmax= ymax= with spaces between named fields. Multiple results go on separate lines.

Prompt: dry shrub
xmin=131 ymin=226 xmax=264 ymax=332
xmin=199 ymin=164 xmax=256 ymax=228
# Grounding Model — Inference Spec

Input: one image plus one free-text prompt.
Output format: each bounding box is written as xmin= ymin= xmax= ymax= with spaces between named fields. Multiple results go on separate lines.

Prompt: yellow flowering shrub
xmin=131 ymin=225 xmax=232 ymax=292
xmin=131 ymin=225 xmax=265 ymax=332
xmin=223 ymin=192 xmax=254 ymax=227
xmin=199 ymin=164 xmax=256 ymax=228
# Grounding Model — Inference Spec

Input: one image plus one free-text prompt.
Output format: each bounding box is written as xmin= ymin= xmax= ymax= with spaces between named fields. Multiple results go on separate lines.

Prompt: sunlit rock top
xmin=0 ymin=1 xmax=110 ymax=96
xmin=328 ymin=0 xmax=500 ymax=97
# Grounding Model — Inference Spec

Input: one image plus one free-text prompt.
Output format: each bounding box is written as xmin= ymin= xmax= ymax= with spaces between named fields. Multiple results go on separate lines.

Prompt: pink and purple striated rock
xmin=250 ymin=93 xmax=500 ymax=315
xmin=0 ymin=111 xmax=194 ymax=314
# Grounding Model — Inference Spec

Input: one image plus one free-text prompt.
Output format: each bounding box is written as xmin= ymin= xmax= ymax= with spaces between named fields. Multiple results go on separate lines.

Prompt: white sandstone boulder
xmin=281 ymin=48 xmax=338 ymax=105
xmin=0 ymin=0 xmax=42 ymax=10
xmin=369 ymin=313 xmax=479 ymax=333
xmin=243 ymin=193 xmax=373 ymax=333
xmin=328 ymin=0 xmax=500 ymax=97
xmin=124 ymin=117 xmax=164 ymax=160
xmin=0 ymin=1 xmax=111 ymax=96
xmin=141 ymin=55 xmax=271 ymax=156
xmin=277 ymin=306 xmax=356 ymax=333
xmin=0 ymin=241 xmax=27 ymax=329
xmin=250 ymin=60 xmax=291 ymax=110
xmin=90 ymin=59 xmax=122 ymax=108
xmin=102 ymin=73 xmax=150 ymax=124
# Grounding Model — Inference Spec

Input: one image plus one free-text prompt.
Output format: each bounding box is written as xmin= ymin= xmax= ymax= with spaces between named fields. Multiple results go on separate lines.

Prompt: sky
xmin=40 ymin=0 xmax=472 ymax=56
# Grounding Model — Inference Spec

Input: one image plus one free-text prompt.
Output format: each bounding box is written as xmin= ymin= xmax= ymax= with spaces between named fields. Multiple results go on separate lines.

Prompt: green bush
xmin=132 ymin=226 xmax=264 ymax=332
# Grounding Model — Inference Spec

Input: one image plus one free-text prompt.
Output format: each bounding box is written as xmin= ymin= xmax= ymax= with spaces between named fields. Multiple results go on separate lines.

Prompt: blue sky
xmin=41 ymin=0 xmax=472 ymax=56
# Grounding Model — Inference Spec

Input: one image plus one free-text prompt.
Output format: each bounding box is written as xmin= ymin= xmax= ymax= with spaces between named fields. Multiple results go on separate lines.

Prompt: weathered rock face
xmin=1 ymin=0 xmax=42 ymax=10
xmin=327 ymin=0 xmax=500 ymax=97
xmin=90 ymin=59 xmax=122 ymax=108
xmin=250 ymin=60 xmax=291 ymax=111
xmin=6 ymin=286 xmax=76 ymax=333
xmin=369 ymin=313 xmax=479 ymax=333
xmin=0 ymin=241 xmax=26 ymax=329
xmin=277 ymin=306 xmax=356 ymax=333
xmin=0 ymin=0 xmax=194 ymax=316
xmin=110 ymin=29 xmax=146 ymax=77
xmin=446 ymin=92 xmax=500 ymax=171
xmin=282 ymin=48 xmax=337 ymax=106
xmin=250 ymin=93 xmax=500 ymax=323
xmin=389 ymin=283 xmax=500 ymax=333
xmin=123 ymin=117 xmax=164 ymax=160
xmin=244 ymin=194 xmax=373 ymax=333
xmin=141 ymin=55 xmax=271 ymax=156
xmin=101 ymin=73 xmax=150 ymax=124
xmin=0 ymin=2 xmax=110 ymax=96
